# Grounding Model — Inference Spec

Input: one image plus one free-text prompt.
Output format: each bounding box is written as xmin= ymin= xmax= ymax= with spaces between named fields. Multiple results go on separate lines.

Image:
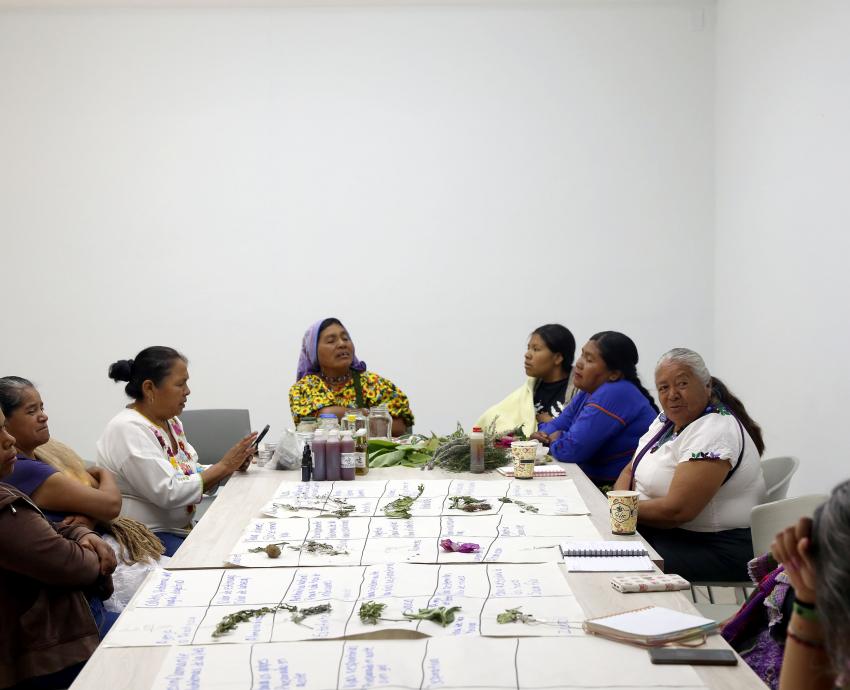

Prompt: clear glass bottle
xmin=297 ymin=416 xmax=318 ymax=433
xmin=367 ymin=404 xmax=392 ymax=441
xmin=318 ymin=413 xmax=340 ymax=432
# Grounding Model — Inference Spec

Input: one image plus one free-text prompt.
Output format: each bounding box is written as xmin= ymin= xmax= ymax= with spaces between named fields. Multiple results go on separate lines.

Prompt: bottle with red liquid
xmin=311 ymin=429 xmax=327 ymax=481
xmin=340 ymin=430 xmax=356 ymax=481
xmin=325 ymin=429 xmax=341 ymax=481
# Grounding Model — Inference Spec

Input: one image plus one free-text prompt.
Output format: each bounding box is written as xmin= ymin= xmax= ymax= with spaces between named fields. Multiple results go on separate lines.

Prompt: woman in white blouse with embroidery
xmin=613 ymin=348 xmax=766 ymax=581
xmin=96 ymin=347 xmax=257 ymax=556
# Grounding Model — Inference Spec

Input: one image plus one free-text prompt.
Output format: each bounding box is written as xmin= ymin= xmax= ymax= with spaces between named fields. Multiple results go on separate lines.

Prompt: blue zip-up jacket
xmin=538 ymin=380 xmax=657 ymax=483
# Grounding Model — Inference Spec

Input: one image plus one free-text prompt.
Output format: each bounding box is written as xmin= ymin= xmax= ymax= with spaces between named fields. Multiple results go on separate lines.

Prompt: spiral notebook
xmin=496 ymin=464 xmax=566 ymax=477
xmin=560 ymin=540 xmax=654 ymax=572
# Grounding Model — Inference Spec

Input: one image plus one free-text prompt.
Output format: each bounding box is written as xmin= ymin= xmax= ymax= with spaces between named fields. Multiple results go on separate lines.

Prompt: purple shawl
xmin=295 ymin=318 xmax=367 ymax=382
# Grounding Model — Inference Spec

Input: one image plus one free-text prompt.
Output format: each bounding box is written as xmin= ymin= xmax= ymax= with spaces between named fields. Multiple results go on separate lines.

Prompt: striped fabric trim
xmin=587 ymin=403 xmax=626 ymax=426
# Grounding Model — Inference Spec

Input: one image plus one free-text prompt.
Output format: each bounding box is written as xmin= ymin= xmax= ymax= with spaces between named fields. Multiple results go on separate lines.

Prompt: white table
xmin=70 ymin=465 xmax=766 ymax=690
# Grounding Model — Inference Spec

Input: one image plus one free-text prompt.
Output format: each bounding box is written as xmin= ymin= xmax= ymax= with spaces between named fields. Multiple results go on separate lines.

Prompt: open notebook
xmin=584 ymin=606 xmax=719 ymax=647
xmin=560 ymin=540 xmax=654 ymax=572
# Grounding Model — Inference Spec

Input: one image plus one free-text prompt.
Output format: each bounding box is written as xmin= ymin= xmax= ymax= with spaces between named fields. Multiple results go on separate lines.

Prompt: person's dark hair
xmin=811 ymin=479 xmax=850 ymax=678
xmin=709 ymin=377 xmax=765 ymax=456
xmin=590 ymin=331 xmax=659 ymax=413
xmin=108 ymin=346 xmax=187 ymax=401
xmin=0 ymin=376 xmax=36 ymax=417
xmin=532 ymin=324 xmax=575 ymax=375
xmin=318 ymin=317 xmax=344 ymax=338
xmin=656 ymin=348 xmax=765 ymax=455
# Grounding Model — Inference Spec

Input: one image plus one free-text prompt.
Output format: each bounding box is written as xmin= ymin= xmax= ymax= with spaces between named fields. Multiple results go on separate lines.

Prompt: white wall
xmin=0 ymin=2 xmax=715 ymax=459
xmin=715 ymin=0 xmax=850 ymax=495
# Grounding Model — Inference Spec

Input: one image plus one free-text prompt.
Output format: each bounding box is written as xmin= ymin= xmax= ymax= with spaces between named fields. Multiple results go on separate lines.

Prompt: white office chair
xmin=693 ymin=493 xmax=829 ymax=622
xmin=750 ymin=494 xmax=828 ymax=558
xmin=761 ymin=456 xmax=800 ymax=503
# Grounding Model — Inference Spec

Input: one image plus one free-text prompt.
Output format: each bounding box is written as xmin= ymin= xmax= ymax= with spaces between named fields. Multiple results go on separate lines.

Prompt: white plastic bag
xmin=271 ymin=429 xmax=312 ymax=470
xmin=101 ymin=534 xmax=171 ymax=613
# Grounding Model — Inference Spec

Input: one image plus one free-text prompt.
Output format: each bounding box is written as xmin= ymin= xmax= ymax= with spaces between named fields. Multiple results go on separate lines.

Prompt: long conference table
xmin=70 ymin=464 xmax=766 ymax=690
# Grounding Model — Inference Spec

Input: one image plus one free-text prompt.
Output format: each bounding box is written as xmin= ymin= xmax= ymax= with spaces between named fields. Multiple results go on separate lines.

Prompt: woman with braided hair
xmin=0 ymin=376 xmax=165 ymax=612
xmin=613 ymin=348 xmax=767 ymax=581
xmin=530 ymin=331 xmax=658 ymax=487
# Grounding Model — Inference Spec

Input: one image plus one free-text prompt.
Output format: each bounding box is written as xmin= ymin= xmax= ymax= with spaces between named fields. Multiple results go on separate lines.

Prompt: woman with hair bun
xmin=531 ymin=331 xmax=658 ymax=487
xmin=476 ymin=323 xmax=578 ymax=436
xmin=96 ymin=346 xmax=257 ymax=556
xmin=613 ymin=347 xmax=766 ymax=581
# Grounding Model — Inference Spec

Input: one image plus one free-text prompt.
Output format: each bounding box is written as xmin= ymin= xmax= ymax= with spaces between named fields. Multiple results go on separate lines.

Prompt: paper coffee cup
xmin=511 ymin=441 xmax=538 ymax=479
xmin=510 ymin=441 xmax=538 ymax=461
xmin=606 ymin=490 xmax=639 ymax=535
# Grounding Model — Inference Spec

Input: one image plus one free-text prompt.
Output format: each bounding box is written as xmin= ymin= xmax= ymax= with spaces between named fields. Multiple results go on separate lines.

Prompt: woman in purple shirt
xmin=0 ymin=376 xmax=121 ymax=527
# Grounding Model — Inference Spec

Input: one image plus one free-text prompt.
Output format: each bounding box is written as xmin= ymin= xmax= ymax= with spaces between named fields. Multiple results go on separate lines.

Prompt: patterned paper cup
xmin=511 ymin=441 xmax=539 ymax=479
xmin=606 ymin=490 xmax=640 ymax=535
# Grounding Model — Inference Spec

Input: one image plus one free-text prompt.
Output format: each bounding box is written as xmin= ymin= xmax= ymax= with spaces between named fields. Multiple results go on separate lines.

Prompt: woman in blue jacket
xmin=531 ymin=331 xmax=657 ymax=487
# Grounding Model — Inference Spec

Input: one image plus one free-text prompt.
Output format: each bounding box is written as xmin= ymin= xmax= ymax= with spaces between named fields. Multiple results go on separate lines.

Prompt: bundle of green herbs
xmin=367 ymin=437 xmax=438 ymax=468
xmin=428 ymin=421 xmax=509 ymax=473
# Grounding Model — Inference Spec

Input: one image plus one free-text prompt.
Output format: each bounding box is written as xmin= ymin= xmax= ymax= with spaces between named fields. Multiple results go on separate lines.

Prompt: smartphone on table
xmin=649 ymin=648 xmax=738 ymax=666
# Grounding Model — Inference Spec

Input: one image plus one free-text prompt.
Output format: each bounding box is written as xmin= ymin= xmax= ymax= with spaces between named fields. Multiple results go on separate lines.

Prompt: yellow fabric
xmin=289 ymin=371 xmax=414 ymax=426
xmin=476 ymin=378 xmax=538 ymax=436
xmin=476 ymin=374 xmax=578 ymax=436
xmin=33 ymin=438 xmax=95 ymax=487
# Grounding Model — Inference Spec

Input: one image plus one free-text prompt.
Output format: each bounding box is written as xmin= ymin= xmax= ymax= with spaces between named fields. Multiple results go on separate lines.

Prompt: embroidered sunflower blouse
xmin=289 ymin=371 xmax=415 ymax=427
xmin=96 ymin=408 xmax=203 ymax=534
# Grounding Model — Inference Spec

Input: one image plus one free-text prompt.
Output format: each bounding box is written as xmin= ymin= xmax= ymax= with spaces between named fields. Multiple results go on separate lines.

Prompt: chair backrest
xmin=751 ymin=494 xmax=828 ymax=557
xmin=761 ymin=455 xmax=800 ymax=502
xmin=179 ymin=409 xmax=251 ymax=464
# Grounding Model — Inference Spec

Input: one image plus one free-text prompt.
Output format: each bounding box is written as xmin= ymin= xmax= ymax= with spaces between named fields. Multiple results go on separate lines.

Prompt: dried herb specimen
xmin=383 ymin=484 xmax=425 ymax=519
xmin=448 ymin=496 xmax=492 ymax=512
xmin=358 ymin=601 xmax=387 ymax=625
xmin=403 ymin=605 xmax=461 ymax=627
xmin=497 ymin=497 xmax=539 ymax=513
xmin=289 ymin=540 xmax=348 ymax=556
xmin=496 ymin=607 xmax=538 ymax=625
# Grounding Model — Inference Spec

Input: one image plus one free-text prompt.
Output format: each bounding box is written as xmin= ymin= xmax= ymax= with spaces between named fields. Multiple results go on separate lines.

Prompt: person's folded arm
xmin=537 ymin=394 xmax=581 ymax=436
xmin=32 ymin=469 xmax=121 ymax=522
xmin=548 ymin=402 xmax=626 ymax=465
xmin=0 ymin=504 xmax=101 ymax=587
xmin=636 ymin=459 xmax=731 ymax=528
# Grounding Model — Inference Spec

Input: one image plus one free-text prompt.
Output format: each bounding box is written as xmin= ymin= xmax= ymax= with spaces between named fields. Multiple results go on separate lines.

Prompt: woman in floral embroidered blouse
xmin=289 ymin=318 xmax=414 ymax=436
xmin=613 ymin=348 xmax=766 ymax=581
xmin=97 ymin=346 xmax=257 ymax=556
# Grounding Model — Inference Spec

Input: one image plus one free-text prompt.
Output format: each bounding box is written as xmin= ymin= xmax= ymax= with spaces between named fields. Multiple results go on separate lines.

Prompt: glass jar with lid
xmin=367 ymin=404 xmax=392 ymax=441
xmin=317 ymin=413 xmax=340 ymax=431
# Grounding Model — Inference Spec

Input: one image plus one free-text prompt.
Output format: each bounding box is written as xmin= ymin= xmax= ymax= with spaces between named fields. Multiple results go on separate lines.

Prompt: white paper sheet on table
xmin=261 ymin=477 xmax=590 ymax=518
xmin=226 ymin=512 xmax=601 ymax=566
xmin=149 ymin=636 xmax=707 ymax=690
xmin=102 ymin=562 xmax=584 ymax=648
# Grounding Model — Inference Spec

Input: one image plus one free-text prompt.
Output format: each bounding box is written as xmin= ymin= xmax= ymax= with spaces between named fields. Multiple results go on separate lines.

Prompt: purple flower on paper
xmin=440 ymin=538 xmax=480 ymax=553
